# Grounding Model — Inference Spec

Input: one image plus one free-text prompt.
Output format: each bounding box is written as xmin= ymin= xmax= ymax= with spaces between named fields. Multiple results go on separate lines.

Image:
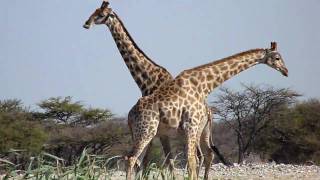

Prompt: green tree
xmin=38 ymin=96 xmax=83 ymax=124
xmin=38 ymin=96 xmax=112 ymax=126
xmin=256 ymin=99 xmax=320 ymax=164
xmin=0 ymin=99 xmax=24 ymax=113
xmin=80 ymin=108 xmax=113 ymax=126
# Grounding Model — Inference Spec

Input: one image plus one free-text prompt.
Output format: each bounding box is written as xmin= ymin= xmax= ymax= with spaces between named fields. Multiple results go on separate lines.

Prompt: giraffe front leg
xmin=185 ymin=132 xmax=198 ymax=180
xmin=187 ymin=142 xmax=197 ymax=180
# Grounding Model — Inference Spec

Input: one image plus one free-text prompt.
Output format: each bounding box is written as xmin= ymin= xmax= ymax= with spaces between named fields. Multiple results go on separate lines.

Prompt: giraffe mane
xmin=112 ymin=12 xmax=168 ymax=70
xmin=186 ymin=48 xmax=265 ymax=71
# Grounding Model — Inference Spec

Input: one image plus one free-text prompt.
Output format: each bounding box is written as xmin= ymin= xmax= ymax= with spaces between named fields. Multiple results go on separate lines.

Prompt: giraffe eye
xmin=97 ymin=13 xmax=104 ymax=18
xmin=275 ymin=57 xmax=280 ymax=61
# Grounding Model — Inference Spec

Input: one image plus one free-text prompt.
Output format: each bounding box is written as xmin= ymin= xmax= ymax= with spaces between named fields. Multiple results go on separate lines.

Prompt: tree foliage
xmin=38 ymin=96 xmax=83 ymax=124
xmin=38 ymin=96 xmax=112 ymax=126
xmin=0 ymin=100 xmax=47 ymax=154
xmin=256 ymin=99 xmax=320 ymax=164
xmin=0 ymin=99 xmax=24 ymax=113
xmin=79 ymin=108 xmax=113 ymax=126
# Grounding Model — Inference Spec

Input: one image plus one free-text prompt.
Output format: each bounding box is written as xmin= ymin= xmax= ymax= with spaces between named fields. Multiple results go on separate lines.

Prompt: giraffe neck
xmin=105 ymin=12 xmax=172 ymax=96
xmin=178 ymin=49 xmax=266 ymax=98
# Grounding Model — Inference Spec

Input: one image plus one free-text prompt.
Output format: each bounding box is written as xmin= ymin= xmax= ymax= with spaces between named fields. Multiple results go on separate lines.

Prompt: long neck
xmin=178 ymin=49 xmax=266 ymax=98
xmin=105 ymin=12 xmax=173 ymax=96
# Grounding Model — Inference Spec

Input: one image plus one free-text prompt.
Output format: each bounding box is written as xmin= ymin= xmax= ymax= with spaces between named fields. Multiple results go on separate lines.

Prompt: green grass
xmin=1 ymin=149 xmax=119 ymax=179
xmin=0 ymin=149 xmax=188 ymax=180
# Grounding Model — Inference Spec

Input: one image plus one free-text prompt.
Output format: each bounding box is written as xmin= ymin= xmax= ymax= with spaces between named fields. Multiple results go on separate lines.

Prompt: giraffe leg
xmin=159 ymin=136 xmax=174 ymax=171
xmin=140 ymin=141 xmax=153 ymax=172
xmin=126 ymin=135 xmax=155 ymax=180
xmin=126 ymin=103 xmax=160 ymax=179
xmin=201 ymin=136 xmax=214 ymax=180
xmin=196 ymin=143 xmax=204 ymax=179
xmin=185 ymin=133 xmax=198 ymax=180
xmin=201 ymin=119 xmax=214 ymax=180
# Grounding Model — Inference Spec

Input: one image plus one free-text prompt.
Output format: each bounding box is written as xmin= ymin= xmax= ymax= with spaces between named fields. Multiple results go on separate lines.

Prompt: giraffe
xmin=126 ymin=42 xmax=288 ymax=180
xmin=82 ymin=0 xmax=221 ymax=176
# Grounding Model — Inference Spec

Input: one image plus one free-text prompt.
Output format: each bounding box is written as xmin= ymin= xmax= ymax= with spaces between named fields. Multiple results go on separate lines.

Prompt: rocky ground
xmin=1 ymin=163 xmax=319 ymax=179
xmin=110 ymin=163 xmax=320 ymax=180
xmin=205 ymin=163 xmax=320 ymax=180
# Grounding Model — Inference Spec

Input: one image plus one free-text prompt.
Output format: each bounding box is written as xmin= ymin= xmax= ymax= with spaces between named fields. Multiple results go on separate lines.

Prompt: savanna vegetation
xmin=0 ymin=84 xmax=319 ymax=178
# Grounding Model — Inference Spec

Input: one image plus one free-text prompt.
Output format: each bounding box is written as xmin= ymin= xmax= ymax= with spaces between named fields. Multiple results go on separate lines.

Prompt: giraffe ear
xmin=101 ymin=0 xmax=109 ymax=8
xmin=271 ymin=42 xmax=277 ymax=51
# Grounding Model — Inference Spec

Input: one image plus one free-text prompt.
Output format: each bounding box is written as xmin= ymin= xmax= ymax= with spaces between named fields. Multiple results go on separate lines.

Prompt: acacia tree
xmin=78 ymin=108 xmax=113 ymax=126
xmin=0 ymin=99 xmax=24 ymax=113
xmin=213 ymin=84 xmax=299 ymax=163
xmin=38 ymin=96 xmax=112 ymax=126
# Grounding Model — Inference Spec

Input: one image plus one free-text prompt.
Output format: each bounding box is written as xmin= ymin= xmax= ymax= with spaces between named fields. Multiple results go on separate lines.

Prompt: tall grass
xmin=1 ymin=149 xmax=188 ymax=180
xmin=1 ymin=148 xmax=120 ymax=179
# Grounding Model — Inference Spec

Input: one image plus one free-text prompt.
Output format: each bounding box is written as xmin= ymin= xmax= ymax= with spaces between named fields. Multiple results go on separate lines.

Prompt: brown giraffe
xmin=82 ymin=0 xmax=221 ymax=176
xmin=126 ymin=42 xmax=288 ymax=180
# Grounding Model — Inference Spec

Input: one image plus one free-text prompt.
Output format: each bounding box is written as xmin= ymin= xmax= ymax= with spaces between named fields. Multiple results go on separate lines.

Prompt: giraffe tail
xmin=208 ymin=108 xmax=233 ymax=167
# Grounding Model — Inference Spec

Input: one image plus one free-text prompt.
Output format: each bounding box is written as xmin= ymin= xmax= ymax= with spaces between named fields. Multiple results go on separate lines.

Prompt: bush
xmin=44 ymin=118 xmax=131 ymax=165
xmin=0 ymin=100 xmax=47 ymax=154
xmin=255 ymin=99 xmax=320 ymax=164
xmin=0 ymin=112 xmax=47 ymax=154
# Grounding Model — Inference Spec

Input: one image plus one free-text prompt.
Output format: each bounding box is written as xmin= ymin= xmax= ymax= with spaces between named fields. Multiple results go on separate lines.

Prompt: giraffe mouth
xmin=83 ymin=22 xmax=92 ymax=29
xmin=282 ymin=68 xmax=288 ymax=77
xmin=83 ymin=17 xmax=96 ymax=29
xmin=277 ymin=67 xmax=288 ymax=77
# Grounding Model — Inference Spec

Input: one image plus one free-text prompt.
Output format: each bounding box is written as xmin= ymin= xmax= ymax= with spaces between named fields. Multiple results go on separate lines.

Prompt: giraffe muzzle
xmin=281 ymin=67 xmax=288 ymax=77
xmin=83 ymin=23 xmax=91 ymax=29
xmin=83 ymin=19 xmax=94 ymax=29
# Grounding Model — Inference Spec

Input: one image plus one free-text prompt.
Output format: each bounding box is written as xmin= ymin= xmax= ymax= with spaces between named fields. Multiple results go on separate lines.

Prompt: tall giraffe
xmin=126 ymin=42 xmax=288 ymax=180
xmin=82 ymin=0 xmax=223 ymax=175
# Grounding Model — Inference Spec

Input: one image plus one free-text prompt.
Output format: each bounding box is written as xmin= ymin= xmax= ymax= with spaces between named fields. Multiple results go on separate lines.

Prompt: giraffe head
xmin=83 ymin=0 xmax=113 ymax=29
xmin=262 ymin=42 xmax=288 ymax=77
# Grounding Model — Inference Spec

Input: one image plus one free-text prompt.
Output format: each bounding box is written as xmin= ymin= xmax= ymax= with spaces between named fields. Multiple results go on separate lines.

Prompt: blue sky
xmin=1 ymin=0 xmax=319 ymax=116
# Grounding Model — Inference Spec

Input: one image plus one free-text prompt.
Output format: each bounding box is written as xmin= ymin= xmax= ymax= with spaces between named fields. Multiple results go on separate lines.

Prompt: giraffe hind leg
xmin=202 ymin=108 xmax=214 ymax=179
xmin=140 ymin=141 xmax=153 ymax=173
xmin=126 ymin=111 xmax=159 ymax=180
xmin=201 ymin=138 xmax=214 ymax=180
xmin=196 ymin=143 xmax=204 ymax=179
xmin=126 ymin=133 xmax=156 ymax=180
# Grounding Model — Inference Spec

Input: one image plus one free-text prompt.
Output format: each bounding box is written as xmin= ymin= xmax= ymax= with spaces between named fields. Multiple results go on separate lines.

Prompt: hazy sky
xmin=1 ymin=0 xmax=319 ymax=116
